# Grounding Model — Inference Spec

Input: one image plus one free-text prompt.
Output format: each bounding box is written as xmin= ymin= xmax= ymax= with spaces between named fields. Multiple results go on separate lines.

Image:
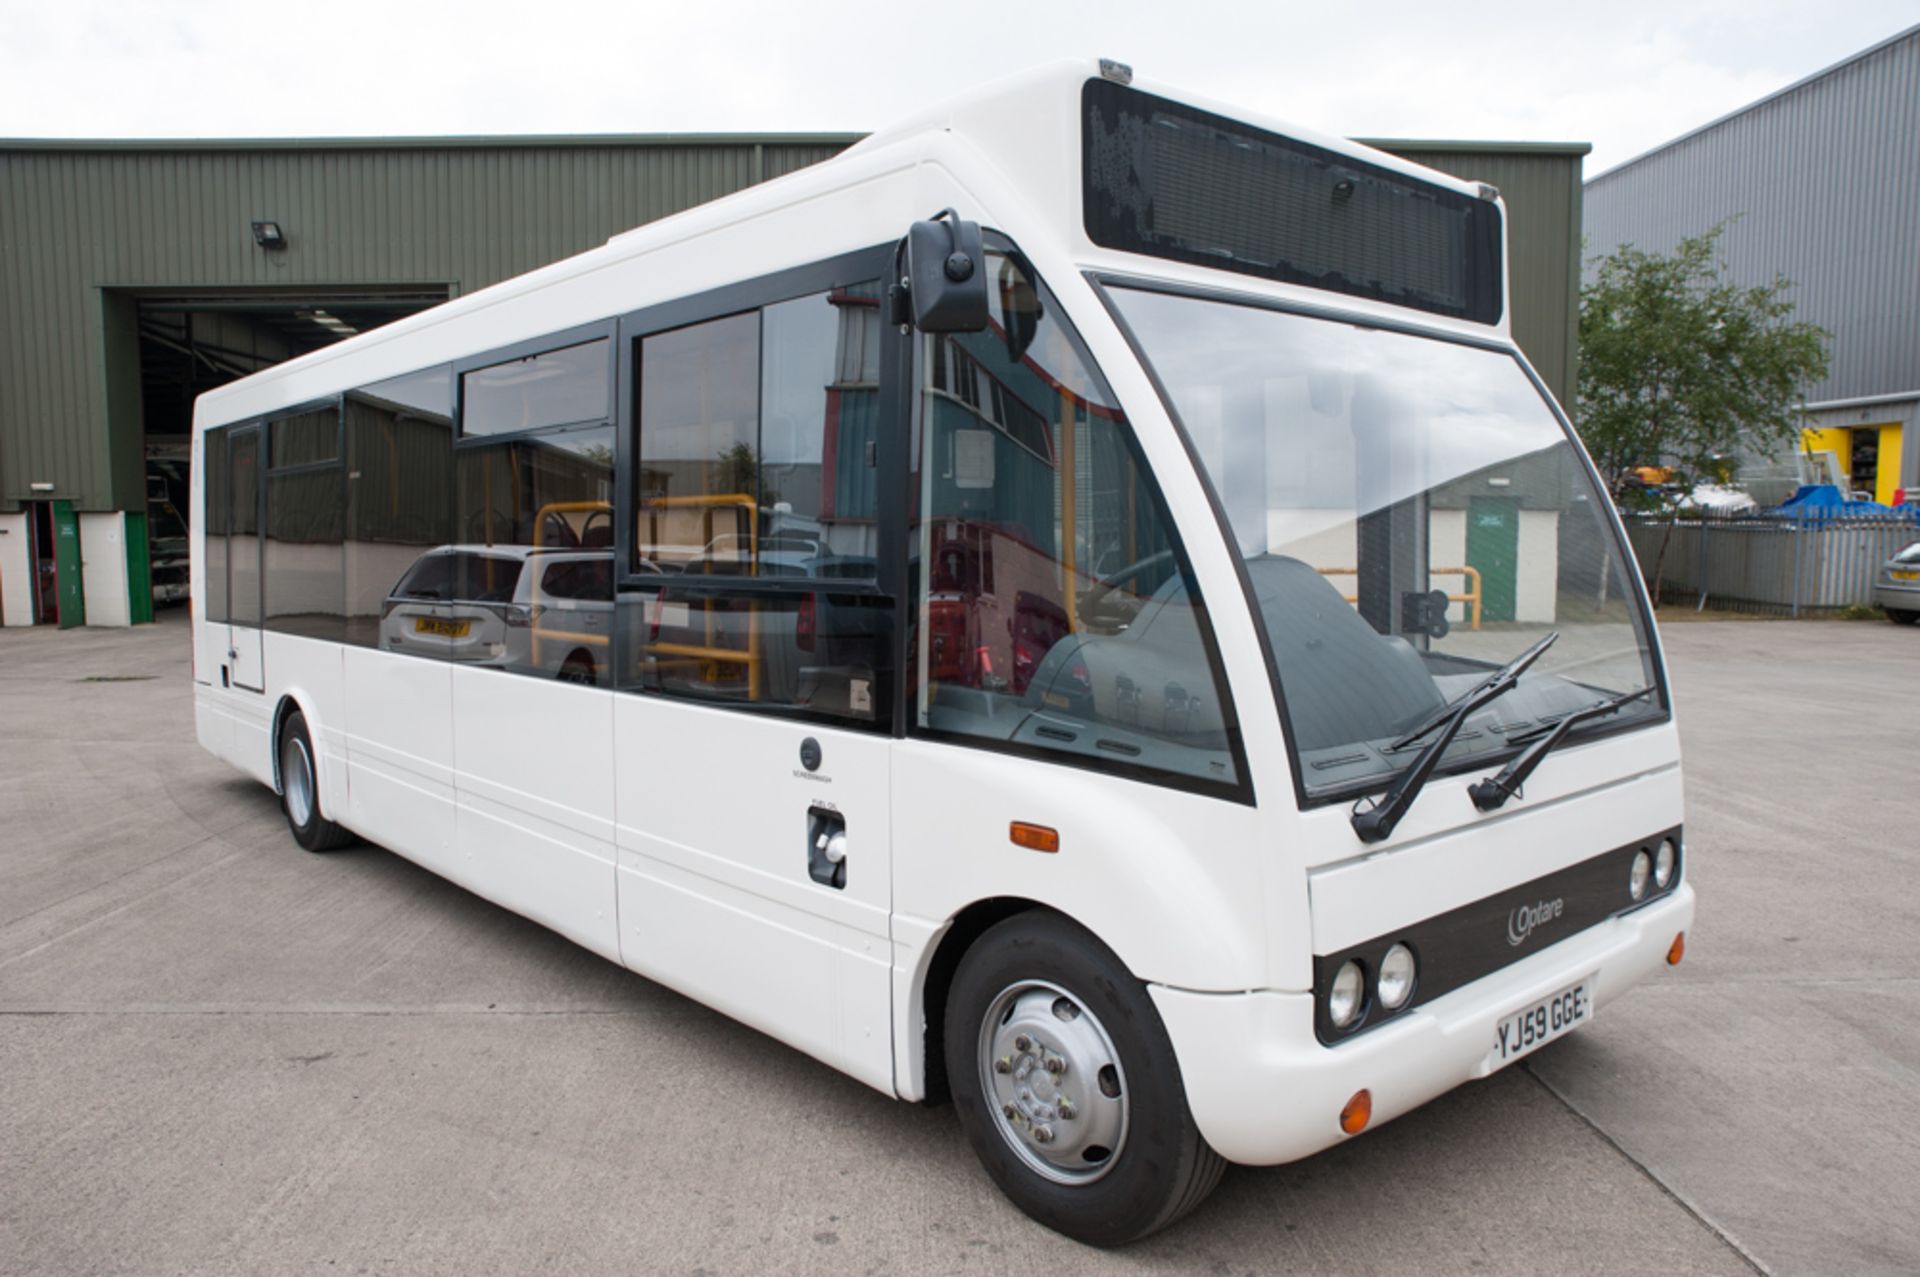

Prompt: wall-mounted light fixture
xmin=251 ymin=220 xmax=287 ymax=250
xmin=30 ymin=481 xmax=55 ymax=492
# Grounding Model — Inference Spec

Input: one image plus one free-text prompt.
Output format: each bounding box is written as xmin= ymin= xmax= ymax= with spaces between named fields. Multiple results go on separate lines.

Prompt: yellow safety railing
xmin=1316 ymin=565 xmax=1484 ymax=631
xmin=636 ymin=493 xmax=763 ymax=699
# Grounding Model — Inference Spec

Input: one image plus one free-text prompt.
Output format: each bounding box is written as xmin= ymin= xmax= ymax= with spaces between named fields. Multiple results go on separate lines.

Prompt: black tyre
xmin=1888 ymin=608 xmax=1918 ymax=626
xmin=944 ymin=911 xmax=1225 ymax=1246
xmin=278 ymin=710 xmax=356 ymax=852
xmin=558 ymin=651 xmax=599 ymax=684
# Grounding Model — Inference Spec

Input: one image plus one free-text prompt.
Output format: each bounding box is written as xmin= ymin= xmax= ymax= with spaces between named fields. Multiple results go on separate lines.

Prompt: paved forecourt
xmin=2 ymin=611 xmax=1912 ymax=1274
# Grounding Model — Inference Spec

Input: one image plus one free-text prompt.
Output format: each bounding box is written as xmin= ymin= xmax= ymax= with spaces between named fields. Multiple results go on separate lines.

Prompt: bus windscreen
xmin=1082 ymin=78 xmax=1503 ymax=324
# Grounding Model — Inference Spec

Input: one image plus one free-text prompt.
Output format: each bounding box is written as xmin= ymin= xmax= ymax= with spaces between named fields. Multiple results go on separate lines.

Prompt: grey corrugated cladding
xmin=0 ymin=132 xmax=1583 ymax=513
xmin=1583 ymin=25 xmax=1920 ymax=405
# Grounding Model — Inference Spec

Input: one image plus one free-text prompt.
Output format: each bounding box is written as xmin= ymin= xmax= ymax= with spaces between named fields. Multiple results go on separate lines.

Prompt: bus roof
xmin=194 ymin=59 xmax=1502 ymax=430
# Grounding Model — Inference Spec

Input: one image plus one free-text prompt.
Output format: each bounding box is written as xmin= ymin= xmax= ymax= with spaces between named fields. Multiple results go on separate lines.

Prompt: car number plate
xmin=1487 ymin=976 xmax=1592 ymax=1071
xmin=1892 ymin=569 xmax=1919 ymax=582
xmin=414 ymin=617 xmax=471 ymax=638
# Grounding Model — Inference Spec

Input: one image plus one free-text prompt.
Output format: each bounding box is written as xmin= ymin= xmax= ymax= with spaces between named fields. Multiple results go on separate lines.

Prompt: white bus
xmin=192 ymin=61 xmax=1691 ymax=1245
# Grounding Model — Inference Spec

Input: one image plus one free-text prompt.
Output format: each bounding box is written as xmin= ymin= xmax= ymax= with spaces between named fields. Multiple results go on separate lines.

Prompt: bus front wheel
xmin=278 ymin=710 xmax=356 ymax=853
xmin=944 ymin=911 xmax=1224 ymax=1245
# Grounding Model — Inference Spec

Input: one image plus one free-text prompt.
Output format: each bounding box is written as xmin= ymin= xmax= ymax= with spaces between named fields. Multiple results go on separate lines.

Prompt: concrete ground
xmin=1 ymin=612 xmax=1913 ymax=1276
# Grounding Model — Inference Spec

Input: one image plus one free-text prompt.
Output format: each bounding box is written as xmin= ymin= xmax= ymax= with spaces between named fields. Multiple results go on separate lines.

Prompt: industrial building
xmin=1584 ymin=24 xmax=1920 ymax=506
xmin=0 ymin=127 xmax=1589 ymax=626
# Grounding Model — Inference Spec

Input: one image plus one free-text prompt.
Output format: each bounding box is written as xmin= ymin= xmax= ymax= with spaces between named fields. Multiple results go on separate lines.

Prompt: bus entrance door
xmin=225 ymin=426 xmax=266 ymax=690
xmin=613 ymin=701 xmax=896 ymax=1096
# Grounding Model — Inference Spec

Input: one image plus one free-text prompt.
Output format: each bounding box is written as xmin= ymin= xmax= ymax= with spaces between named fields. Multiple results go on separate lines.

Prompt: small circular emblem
xmin=799 ymin=737 xmax=822 ymax=772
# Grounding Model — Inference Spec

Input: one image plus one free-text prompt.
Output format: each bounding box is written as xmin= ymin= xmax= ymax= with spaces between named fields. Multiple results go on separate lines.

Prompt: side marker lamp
xmin=1667 ymin=932 xmax=1686 ymax=966
xmin=1009 ymin=822 xmax=1059 ymax=853
xmin=1340 ymin=1089 xmax=1372 ymax=1135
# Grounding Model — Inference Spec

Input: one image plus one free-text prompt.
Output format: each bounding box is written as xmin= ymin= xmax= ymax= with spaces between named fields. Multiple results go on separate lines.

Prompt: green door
xmin=1466 ymin=497 xmax=1518 ymax=623
xmin=51 ymin=500 xmax=86 ymax=629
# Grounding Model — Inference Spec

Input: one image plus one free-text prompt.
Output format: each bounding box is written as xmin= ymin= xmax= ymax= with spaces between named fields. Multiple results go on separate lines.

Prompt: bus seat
xmin=1243 ymin=555 xmax=1445 ymax=752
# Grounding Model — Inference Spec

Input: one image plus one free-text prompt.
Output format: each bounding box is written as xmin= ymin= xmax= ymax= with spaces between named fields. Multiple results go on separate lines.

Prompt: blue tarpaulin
xmin=1764 ymin=485 xmax=1920 ymax=524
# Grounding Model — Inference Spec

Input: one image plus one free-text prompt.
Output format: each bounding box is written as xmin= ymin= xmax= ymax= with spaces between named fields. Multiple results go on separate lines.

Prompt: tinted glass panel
xmin=392 ymin=425 xmax=616 ymax=682
xmin=266 ymin=466 xmax=345 ymax=638
xmin=462 ymin=339 xmax=609 ymax=437
xmin=1083 ymin=78 xmax=1502 ymax=324
xmin=635 ymin=289 xmax=882 ymax=578
xmin=617 ymin=584 xmax=891 ymax=725
xmin=911 ymin=252 xmax=1238 ymax=789
xmin=636 ymin=311 xmax=761 ymax=572
xmin=345 ymin=368 xmax=453 ymax=648
xmin=270 ymin=408 xmax=339 ymax=467
xmin=204 ymin=427 xmax=230 ymax=623
xmin=229 ymin=429 xmax=262 ymax=627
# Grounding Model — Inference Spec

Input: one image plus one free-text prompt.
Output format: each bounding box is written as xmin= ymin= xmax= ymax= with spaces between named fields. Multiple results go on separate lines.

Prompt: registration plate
xmin=1892 ymin=569 xmax=1919 ymax=582
xmin=1487 ymin=976 xmax=1592 ymax=1071
xmin=414 ymin=616 xmax=471 ymax=638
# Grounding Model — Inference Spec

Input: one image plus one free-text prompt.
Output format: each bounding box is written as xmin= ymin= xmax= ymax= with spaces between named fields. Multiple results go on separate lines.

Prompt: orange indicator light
xmin=1009 ymin=822 xmax=1060 ymax=853
xmin=1339 ymin=1089 xmax=1372 ymax=1135
xmin=1667 ymin=932 xmax=1686 ymax=966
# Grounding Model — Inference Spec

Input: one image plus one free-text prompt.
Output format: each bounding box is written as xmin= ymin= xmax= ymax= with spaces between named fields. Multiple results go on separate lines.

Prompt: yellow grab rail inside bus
xmin=636 ymin=493 xmax=764 ymax=699
xmin=1316 ymin=565 xmax=1484 ymax=631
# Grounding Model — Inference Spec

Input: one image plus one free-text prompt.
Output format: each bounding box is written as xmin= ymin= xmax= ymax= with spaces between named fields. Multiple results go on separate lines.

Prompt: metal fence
xmin=1623 ymin=514 xmax=1920 ymax=615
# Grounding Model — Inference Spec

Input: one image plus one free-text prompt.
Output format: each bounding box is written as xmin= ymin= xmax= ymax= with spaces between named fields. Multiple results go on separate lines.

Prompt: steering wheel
xmin=1078 ymin=549 xmax=1176 ymax=633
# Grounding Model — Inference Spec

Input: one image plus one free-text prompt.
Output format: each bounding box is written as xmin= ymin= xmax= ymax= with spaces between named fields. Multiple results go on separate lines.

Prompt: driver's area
xmin=908 ymin=249 xmax=1241 ymax=793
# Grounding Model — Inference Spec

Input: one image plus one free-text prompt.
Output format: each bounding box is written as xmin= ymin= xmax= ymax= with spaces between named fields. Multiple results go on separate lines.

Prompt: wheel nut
xmin=1057 ymin=1100 xmax=1075 ymax=1120
xmin=1044 ymin=1055 xmax=1066 ymax=1075
xmin=994 ymin=1056 xmax=1012 ymax=1074
xmin=1032 ymin=1124 xmax=1055 ymax=1145
xmin=1002 ymin=1103 xmax=1018 ymax=1120
xmin=1013 ymin=1034 xmax=1032 ymax=1052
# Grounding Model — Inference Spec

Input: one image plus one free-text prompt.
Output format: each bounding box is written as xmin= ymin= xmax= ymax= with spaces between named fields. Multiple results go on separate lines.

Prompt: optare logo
xmin=1507 ymin=897 xmax=1565 ymax=947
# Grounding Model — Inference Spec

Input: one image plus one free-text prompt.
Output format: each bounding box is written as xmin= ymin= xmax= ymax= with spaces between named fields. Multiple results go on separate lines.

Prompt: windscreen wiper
xmin=1467 ymin=685 xmax=1656 ymax=812
xmin=1350 ymin=631 xmax=1559 ymax=844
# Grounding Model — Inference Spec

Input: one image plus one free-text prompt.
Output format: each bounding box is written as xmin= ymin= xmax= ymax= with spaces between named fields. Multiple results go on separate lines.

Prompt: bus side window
xmin=619 ymin=283 xmax=891 ymax=727
xmin=909 ymin=252 xmax=1240 ymax=790
xmin=204 ymin=426 xmax=230 ymax=624
xmin=344 ymin=367 xmax=454 ymax=650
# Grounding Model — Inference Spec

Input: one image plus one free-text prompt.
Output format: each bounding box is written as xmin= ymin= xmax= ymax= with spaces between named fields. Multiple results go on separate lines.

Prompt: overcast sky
xmin=2 ymin=1 xmax=1914 ymax=174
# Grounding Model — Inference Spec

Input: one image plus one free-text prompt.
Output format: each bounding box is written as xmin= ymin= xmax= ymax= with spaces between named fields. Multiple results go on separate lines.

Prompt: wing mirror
xmin=893 ymin=210 xmax=989 ymax=333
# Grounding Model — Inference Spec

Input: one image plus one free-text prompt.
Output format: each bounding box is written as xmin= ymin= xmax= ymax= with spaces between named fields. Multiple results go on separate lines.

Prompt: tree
xmin=1576 ymin=224 xmax=1829 ymax=504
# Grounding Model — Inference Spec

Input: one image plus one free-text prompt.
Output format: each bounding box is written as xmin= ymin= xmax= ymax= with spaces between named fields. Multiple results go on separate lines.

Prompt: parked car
xmin=1875 ymin=541 xmax=1920 ymax=625
xmin=379 ymin=545 xmax=614 ymax=681
xmin=148 ymin=499 xmax=191 ymax=607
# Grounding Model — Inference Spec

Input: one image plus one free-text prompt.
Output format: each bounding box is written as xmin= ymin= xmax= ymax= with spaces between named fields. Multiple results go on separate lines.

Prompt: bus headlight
xmin=1654 ymin=839 xmax=1677 ymax=889
xmin=1328 ymin=960 xmax=1365 ymax=1028
xmin=1629 ymin=850 xmax=1652 ymax=900
xmin=1377 ymin=944 xmax=1417 ymax=1010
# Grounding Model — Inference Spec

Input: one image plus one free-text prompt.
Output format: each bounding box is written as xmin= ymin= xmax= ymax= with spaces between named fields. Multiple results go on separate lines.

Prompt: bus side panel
xmin=229 ymin=659 xmax=276 ymax=787
xmin=449 ymin=667 xmax=619 ymax=964
xmin=890 ymin=738 xmax=1270 ymax=993
xmin=194 ymin=683 xmax=233 ymax=761
xmin=612 ymin=695 xmax=895 ymax=1095
xmin=343 ymin=647 xmax=456 ymax=876
xmin=263 ymin=633 xmax=349 ymax=817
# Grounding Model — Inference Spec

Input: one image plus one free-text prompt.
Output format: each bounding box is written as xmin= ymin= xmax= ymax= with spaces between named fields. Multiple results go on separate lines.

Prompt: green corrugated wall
xmin=0 ymin=136 xmax=857 ymax=514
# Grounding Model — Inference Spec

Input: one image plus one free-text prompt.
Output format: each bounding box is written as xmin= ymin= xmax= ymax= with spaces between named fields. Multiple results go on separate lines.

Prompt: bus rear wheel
xmin=278 ymin=710 xmax=355 ymax=852
xmin=944 ymin=911 xmax=1224 ymax=1246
